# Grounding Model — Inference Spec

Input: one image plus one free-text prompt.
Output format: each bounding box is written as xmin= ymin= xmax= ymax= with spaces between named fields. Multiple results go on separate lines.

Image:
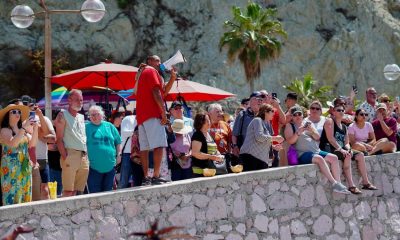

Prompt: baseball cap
xmin=241 ymin=98 xmax=250 ymax=105
xmin=290 ymin=105 xmax=303 ymax=115
xmin=376 ymin=103 xmax=387 ymax=110
xmin=249 ymin=91 xmax=262 ymax=99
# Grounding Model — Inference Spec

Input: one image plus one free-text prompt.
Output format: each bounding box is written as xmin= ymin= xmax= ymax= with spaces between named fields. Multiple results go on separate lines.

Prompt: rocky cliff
xmin=1 ymin=0 xmax=400 ymax=103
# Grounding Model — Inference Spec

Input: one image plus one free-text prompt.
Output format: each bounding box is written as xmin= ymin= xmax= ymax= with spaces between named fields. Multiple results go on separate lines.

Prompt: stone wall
xmin=1 ymin=153 xmax=400 ymax=239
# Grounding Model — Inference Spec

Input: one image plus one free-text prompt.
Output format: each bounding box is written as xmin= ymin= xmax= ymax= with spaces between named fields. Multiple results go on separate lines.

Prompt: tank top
xmin=62 ymin=109 xmax=86 ymax=151
xmin=319 ymin=119 xmax=347 ymax=152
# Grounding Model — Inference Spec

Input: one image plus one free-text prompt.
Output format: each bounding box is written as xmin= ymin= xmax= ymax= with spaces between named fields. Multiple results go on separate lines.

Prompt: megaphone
xmin=160 ymin=50 xmax=186 ymax=72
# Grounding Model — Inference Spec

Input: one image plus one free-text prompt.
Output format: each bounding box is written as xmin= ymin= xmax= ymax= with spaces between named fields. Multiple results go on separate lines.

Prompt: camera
xmin=303 ymin=121 xmax=311 ymax=128
xmin=352 ymin=85 xmax=358 ymax=94
xmin=272 ymin=93 xmax=277 ymax=99
xmin=29 ymin=111 xmax=36 ymax=122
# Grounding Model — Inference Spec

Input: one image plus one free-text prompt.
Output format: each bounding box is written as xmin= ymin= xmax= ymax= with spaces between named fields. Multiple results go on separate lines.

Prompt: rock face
xmin=1 ymin=0 xmax=400 ymax=99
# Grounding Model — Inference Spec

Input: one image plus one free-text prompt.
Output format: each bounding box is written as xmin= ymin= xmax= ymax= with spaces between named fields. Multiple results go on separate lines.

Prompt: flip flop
xmin=348 ymin=186 xmax=362 ymax=194
xmin=362 ymin=183 xmax=378 ymax=190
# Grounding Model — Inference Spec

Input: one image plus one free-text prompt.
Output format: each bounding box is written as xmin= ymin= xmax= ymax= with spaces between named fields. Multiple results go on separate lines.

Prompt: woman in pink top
xmin=349 ymin=109 xmax=394 ymax=155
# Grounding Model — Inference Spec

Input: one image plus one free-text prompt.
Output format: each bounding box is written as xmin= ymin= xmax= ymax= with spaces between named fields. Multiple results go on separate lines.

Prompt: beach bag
xmin=208 ymin=158 xmax=228 ymax=175
xmin=287 ymin=123 xmax=298 ymax=166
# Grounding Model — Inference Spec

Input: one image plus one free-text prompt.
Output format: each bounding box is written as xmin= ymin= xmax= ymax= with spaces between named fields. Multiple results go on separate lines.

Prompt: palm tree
xmin=219 ymin=2 xmax=287 ymax=93
xmin=283 ymin=73 xmax=333 ymax=108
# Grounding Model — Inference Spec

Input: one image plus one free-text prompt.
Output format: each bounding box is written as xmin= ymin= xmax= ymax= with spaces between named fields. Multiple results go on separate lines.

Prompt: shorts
xmin=333 ymin=149 xmax=363 ymax=161
xmin=38 ymin=159 xmax=50 ymax=183
xmin=298 ymin=151 xmax=329 ymax=165
xmin=61 ymin=149 xmax=90 ymax=192
xmin=138 ymin=118 xmax=168 ymax=151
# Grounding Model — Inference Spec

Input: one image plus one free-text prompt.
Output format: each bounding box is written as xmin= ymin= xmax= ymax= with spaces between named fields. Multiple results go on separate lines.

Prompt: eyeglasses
xmin=268 ymin=110 xmax=275 ymax=113
xmin=10 ymin=110 xmax=21 ymax=115
xmin=359 ymin=113 xmax=369 ymax=117
xmin=381 ymin=99 xmax=390 ymax=103
xmin=173 ymin=106 xmax=182 ymax=110
xmin=368 ymin=92 xmax=377 ymax=95
xmin=310 ymin=107 xmax=321 ymax=111
xmin=335 ymin=109 xmax=345 ymax=113
xmin=90 ymin=113 xmax=100 ymax=117
xmin=293 ymin=112 xmax=302 ymax=117
xmin=260 ymin=94 xmax=268 ymax=99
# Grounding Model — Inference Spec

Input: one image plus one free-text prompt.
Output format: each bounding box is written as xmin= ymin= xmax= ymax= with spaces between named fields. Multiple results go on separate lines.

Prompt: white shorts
xmin=138 ymin=118 xmax=168 ymax=151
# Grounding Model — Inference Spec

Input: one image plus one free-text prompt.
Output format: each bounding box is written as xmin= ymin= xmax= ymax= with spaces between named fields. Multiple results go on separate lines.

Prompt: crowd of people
xmin=0 ymin=54 xmax=399 ymax=205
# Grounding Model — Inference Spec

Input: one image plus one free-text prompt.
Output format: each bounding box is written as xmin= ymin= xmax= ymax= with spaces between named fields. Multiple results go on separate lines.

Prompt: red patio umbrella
xmin=51 ymin=61 xmax=138 ymax=111
xmin=128 ymin=78 xmax=235 ymax=101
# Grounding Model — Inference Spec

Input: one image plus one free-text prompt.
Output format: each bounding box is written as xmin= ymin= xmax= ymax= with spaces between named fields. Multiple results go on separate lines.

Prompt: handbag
xmin=287 ymin=123 xmax=299 ymax=166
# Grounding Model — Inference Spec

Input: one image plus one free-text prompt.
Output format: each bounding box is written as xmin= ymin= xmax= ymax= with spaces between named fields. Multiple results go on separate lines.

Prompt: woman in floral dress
xmin=0 ymin=104 xmax=38 ymax=205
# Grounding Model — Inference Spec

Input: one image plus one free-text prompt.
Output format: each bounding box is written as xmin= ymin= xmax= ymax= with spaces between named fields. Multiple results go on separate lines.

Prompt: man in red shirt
xmin=136 ymin=55 xmax=177 ymax=185
xmin=372 ymin=103 xmax=397 ymax=152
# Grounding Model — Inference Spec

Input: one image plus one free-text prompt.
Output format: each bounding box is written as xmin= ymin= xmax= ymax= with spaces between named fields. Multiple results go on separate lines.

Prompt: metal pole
xmin=44 ymin=11 xmax=52 ymax=118
xmin=105 ymin=72 xmax=109 ymax=117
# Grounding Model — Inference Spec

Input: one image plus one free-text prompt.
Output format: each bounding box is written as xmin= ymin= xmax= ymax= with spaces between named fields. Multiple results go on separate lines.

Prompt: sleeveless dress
xmin=1 ymin=135 xmax=32 ymax=205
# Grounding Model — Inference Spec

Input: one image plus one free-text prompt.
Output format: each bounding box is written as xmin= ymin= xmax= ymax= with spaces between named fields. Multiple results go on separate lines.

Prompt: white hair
xmin=88 ymin=105 xmax=105 ymax=118
xmin=207 ymin=103 xmax=222 ymax=112
xmin=68 ymin=89 xmax=82 ymax=98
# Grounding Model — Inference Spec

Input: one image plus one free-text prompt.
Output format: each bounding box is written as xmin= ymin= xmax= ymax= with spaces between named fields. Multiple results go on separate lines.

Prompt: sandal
xmin=348 ymin=186 xmax=362 ymax=194
xmin=362 ymin=183 xmax=378 ymax=190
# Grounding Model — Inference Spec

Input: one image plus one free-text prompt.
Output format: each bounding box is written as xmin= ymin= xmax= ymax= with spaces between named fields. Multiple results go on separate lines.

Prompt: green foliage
xmin=220 ymin=2 xmax=287 ymax=93
xmin=283 ymin=73 xmax=333 ymax=108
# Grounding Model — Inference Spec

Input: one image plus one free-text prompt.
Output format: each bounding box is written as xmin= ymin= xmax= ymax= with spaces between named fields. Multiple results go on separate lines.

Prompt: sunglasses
xmin=359 ymin=113 xmax=369 ymax=117
xmin=268 ymin=110 xmax=275 ymax=113
xmin=10 ymin=110 xmax=21 ymax=115
xmin=310 ymin=107 xmax=321 ymax=111
xmin=260 ymin=94 xmax=268 ymax=99
xmin=293 ymin=112 xmax=303 ymax=117
xmin=173 ymin=106 xmax=182 ymax=110
xmin=335 ymin=109 xmax=345 ymax=113
xmin=381 ymin=99 xmax=390 ymax=103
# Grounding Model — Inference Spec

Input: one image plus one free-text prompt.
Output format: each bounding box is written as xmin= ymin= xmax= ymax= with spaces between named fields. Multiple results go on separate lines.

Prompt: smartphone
xmin=396 ymin=96 xmax=400 ymax=102
xmin=272 ymin=93 xmax=277 ymax=99
xmin=352 ymin=85 xmax=358 ymax=94
xmin=303 ymin=122 xmax=311 ymax=128
xmin=29 ymin=111 xmax=36 ymax=122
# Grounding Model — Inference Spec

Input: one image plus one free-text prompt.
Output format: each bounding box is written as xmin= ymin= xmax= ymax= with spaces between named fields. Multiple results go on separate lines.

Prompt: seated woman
xmin=349 ymin=109 xmax=395 ymax=155
xmin=304 ymin=100 xmax=326 ymax=136
xmin=239 ymin=104 xmax=284 ymax=171
xmin=0 ymin=104 xmax=38 ymax=205
xmin=86 ymin=106 xmax=121 ymax=193
xmin=320 ymin=105 xmax=377 ymax=194
xmin=284 ymin=105 xmax=350 ymax=194
xmin=191 ymin=112 xmax=224 ymax=177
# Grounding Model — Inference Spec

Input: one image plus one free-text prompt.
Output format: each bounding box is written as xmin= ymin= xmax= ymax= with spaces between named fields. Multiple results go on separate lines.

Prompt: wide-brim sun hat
xmin=0 ymin=104 xmax=30 ymax=125
xmin=171 ymin=119 xmax=192 ymax=134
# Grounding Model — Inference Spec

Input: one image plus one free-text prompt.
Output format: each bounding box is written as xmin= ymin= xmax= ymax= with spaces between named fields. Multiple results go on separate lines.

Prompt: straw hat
xmin=171 ymin=119 xmax=192 ymax=134
xmin=0 ymin=104 xmax=30 ymax=125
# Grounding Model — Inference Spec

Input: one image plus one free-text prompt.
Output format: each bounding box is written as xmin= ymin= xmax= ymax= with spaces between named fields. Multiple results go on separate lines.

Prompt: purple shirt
xmin=372 ymin=117 xmax=397 ymax=143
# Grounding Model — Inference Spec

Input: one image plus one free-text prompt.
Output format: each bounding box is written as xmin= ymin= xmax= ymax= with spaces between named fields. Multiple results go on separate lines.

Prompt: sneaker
xmin=332 ymin=182 xmax=351 ymax=194
xmin=142 ymin=177 xmax=152 ymax=186
xmin=151 ymin=177 xmax=169 ymax=185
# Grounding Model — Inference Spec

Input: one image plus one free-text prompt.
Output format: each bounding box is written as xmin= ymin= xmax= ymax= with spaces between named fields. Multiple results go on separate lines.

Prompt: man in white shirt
xmin=119 ymin=114 xmax=137 ymax=188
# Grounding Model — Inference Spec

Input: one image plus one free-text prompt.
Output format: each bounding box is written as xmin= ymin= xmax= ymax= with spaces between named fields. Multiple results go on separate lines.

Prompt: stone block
xmin=233 ymin=194 xmax=247 ymax=219
xmin=377 ymin=201 xmax=387 ymax=220
xmin=168 ymin=206 xmax=195 ymax=226
xmin=245 ymin=232 xmax=258 ymax=240
xmin=361 ymin=226 xmax=377 ymax=240
xmin=268 ymin=218 xmax=279 ymax=234
xmin=96 ymin=217 xmax=120 ymax=240
xmin=355 ymin=201 xmax=371 ymax=220
xmin=334 ymin=217 xmax=346 ymax=234
xmin=43 ymin=229 xmax=70 ymax=240
xmin=268 ymin=181 xmax=281 ymax=195
xmin=389 ymin=214 xmax=400 ymax=233
xmin=393 ymin=177 xmax=400 ymax=194
xmin=218 ymin=224 xmax=232 ymax=233
xmin=268 ymin=193 xmax=297 ymax=210
xmin=146 ymin=203 xmax=160 ymax=213
xmin=162 ymin=195 xmax=182 ymax=212
xmin=40 ymin=216 xmax=55 ymax=230
xmin=291 ymin=186 xmax=300 ymax=196
xmin=236 ymin=223 xmax=246 ymax=235
xmin=194 ymin=194 xmax=210 ymax=208
xmin=387 ymin=198 xmax=399 ymax=213
xmin=339 ymin=203 xmax=353 ymax=218
xmin=204 ymin=234 xmax=225 ymax=240
xmin=279 ymin=225 xmax=292 ymax=240
xmin=326 ymin=234 xmax=343 ymax=240
xmin=315 ymin=185 xmax=328 ymax=206
xmin=290 ymin=220 xmax=307 ymax=235
xmin=71 ymin=209 xmax=91 ymax=224
xmin=254 ymin=186 xmax=265 ymax=197
xmin=226 ymin=233 xmax=243 ymax=240
xmin=251 ymin=193 xmax=267 ymax=213
xmin=206 ymin=198 xmax=227 ymax=221
xmin=125 ymin=201 xmax=140 ymax=218
xmin=312 ymin=215 xmax=332 ymax=236
xmin=381 ymin=173 xmax=393 ymax=195
xmin=91 ymin=210 xmax=103 ymax=221
xmin=73 ymin=225 xmax=90 ymax=240
xmin=299 ymin=186 xmax=314 ymax=207
xmin=254 ymin=214 xmax=269 ymax=232
xmin=280 ymin=183 xmax=289 ymax=192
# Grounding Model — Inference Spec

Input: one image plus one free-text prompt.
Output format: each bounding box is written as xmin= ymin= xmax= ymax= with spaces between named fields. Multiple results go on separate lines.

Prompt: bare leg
xmin=312 ymin=155 xmax=336 ymax=183
xmin=369 ymin=138 xmax=396 ymax=155
xmin=324 ymin=153 xmax=341 ymax=182
xmin=342 ymin=155 xmax=355 ymax=187
xmin=153 ymin=147 xmax=164 ymax=178
xmin=140 ymin=150 xmax=149 ymax=177
xmin=41 ymin=183 xmax=50 ymax=200
xmin=351 ymin=142 xmax=367 ymax=152
xmin=355 ymin=153 xmax=370 ymax=185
